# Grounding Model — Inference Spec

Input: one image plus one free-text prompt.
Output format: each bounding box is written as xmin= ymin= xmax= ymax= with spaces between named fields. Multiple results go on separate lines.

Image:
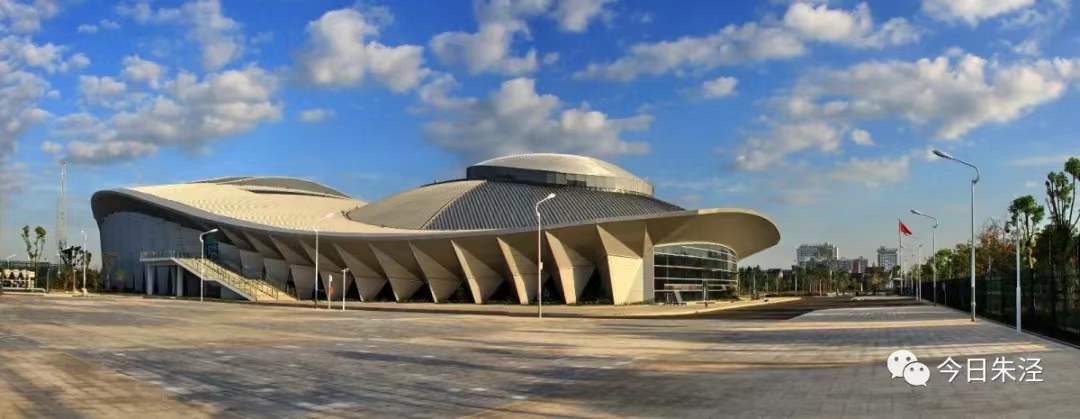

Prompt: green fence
xmin=919 ymin=274 xmax=1080 ymax=345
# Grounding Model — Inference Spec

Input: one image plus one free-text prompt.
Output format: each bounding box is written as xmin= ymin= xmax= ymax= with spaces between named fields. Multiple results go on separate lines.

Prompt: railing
xmin=140 ymin=250 xmax=199 ymax=260
xmin=927 ymin=274 xmax=1080 ymax=346
xmin=175 ymin=257 xmax=284 ymax=302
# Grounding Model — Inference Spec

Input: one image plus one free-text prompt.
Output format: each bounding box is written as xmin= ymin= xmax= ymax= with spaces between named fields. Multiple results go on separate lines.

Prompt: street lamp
xmin=313 ymin=212 xmax=335 ymax=309
xmin=1005 ymin=221 xmax=1021 ymax=334
xmin=535 ymin=193 xmax=556 ymax=319
xmin=910 ymin=209 xmax=938 ymax=305
xmin=342 ymin=267 xmax=350 ymax=311
xmin=198 ymin=228 xmax=220 ymax=302
xmin=933 ymin=149 xmax=979 ymax=322
xmin=81 ymin=230 xmax=88 ymax=295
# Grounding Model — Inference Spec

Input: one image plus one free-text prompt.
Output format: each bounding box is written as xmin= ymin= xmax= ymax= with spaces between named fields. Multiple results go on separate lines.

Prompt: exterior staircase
xmin=171 ymin=257 xmax=296 ymax=302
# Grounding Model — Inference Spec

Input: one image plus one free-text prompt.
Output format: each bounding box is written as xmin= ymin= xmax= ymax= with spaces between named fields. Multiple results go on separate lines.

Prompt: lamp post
xmin=198 ymin=228 xmax=220 ymax=301
xmin=910 ymin=209 xmax=938 ymax=304
xmin=342 ymin=267 xmax=350 ymax=311
xmin=1005 ymin=221 xmax=1021 ymax=334
xmin=313 ymin=212 xmax=335 ymax=309
xmin=534 ymin=193 xmax=556 ymax=319
xmin=81 ymin=230 xmax=88 ymax=295
xmin=934 ymin=149 xmax=979 ymax=322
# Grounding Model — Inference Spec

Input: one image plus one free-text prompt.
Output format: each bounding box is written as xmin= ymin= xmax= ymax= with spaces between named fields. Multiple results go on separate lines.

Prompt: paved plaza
xmin=1 ymin=294 xmax=1079 ymax=418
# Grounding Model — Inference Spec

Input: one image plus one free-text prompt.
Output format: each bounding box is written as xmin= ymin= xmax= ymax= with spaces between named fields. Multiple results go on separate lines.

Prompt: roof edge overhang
xmin=92 ymin=188 xmax=781 ymax=258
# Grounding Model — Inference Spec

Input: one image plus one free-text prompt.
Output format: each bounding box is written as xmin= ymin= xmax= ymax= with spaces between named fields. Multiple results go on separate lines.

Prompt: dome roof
xmin=466 ymin=153 xmax=653 ymax=196
xmin=347 ymin=179 xmax=681 ymax=231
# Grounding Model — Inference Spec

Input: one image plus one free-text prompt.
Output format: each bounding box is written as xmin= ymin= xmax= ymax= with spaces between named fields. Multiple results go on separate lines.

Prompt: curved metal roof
xmin=347 ymin=180 xmax=682 ymax=230
xmin=472 ymin=153 xmax=641 ymax=179
xmin=466 ymin=153 xmax=654 ymax=196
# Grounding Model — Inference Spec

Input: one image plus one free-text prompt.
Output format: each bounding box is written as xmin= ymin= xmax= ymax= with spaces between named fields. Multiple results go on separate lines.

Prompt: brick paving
xmin=1 ymin=294 xmax=1078 ymax=418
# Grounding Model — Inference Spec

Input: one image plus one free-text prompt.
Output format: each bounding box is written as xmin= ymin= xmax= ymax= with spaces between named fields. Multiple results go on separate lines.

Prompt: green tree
xmin=1008 ymin=195 xmax=1044 ymax=269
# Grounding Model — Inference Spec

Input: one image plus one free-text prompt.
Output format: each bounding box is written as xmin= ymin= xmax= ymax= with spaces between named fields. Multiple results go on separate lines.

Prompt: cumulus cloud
xmin=829 ymin=155 xmax=910 ymax=187
xmin=783 ymin=2 xmax=918 ymax=48
xmin=0 ymin=0 xmax=59 ymax=34
xmin=729 ymin=53 xmax=1080 ymax=175
xmin=297 ymin=8 xmax=427 ymax=92
xmin=298 ymin=108 xmax=334 ymax=123
xmin=118 ymin=0 xmax=244 ymax=71
xmin=576 ymin=2 xmax=917 ymax=81
xmin=553 ymin=0 xmax=613 ymax=32
xmin=78 ymin=75 xmax=127 ymax=107
xmin=780 ymin=54 xmax=1080 ymax=140
xmin=51 ymin=65 xmax=282 ymax=165
xmin=121 ymin=55 xmax=164 ymax=88
xmin=733 ymin=121 xmax=841 ymax=171
xmin=431 ymin=0 xmax=613 ymax=75
xmin=922 ymin=0 xmax=1035 ymax=26
xmin=420 ymin=77 xmax=651 ymax=161
xmin=701 ymin=76 xmax=737 ymax=98
xmin=850 ymin=128 xmax=874 ymax=145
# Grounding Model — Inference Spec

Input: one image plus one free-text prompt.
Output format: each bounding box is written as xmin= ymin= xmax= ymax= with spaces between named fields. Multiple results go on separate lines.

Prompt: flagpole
xmin=898 ymin=218 xmax=903 ymax=296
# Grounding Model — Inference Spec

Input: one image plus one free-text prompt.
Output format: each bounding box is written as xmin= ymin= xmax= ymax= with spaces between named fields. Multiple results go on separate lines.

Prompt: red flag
xmin=899 ymin=220 xmax=913 ymax=236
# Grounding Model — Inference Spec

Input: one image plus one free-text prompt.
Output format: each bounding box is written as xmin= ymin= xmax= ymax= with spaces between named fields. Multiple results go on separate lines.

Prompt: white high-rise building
xmin=877 ymin=246 xmax=899 ymax=271
xmin=796 ymin=243 xmax=838 ymax=266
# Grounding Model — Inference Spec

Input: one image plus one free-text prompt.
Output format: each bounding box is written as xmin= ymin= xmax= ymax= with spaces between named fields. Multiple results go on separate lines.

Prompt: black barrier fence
xmin=904 ymin=273 xmax=1080 ymax=345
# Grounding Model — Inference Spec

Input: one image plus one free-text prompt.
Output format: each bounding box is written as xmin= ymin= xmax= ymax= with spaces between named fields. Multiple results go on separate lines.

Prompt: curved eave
xmin=92 ymin=188 xmax=780 ymax=258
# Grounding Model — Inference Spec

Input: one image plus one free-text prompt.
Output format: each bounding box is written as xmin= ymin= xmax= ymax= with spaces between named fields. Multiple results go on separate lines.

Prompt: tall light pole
xmin=80 ymin=230 xmax=88 ymax=295
xmin=198 ymin=228 xmax=219 ymax=302
xmin=313 ymin=212 xmax=335 ymax=309
xmin=1006 ymin=221 xmax=1021 ymax=334
xmin=341 ymin=267 xmax=350 ymax=311
xmin=535 ymin=193 xmax=556 ymax=319
xmin=934 ymin=149 xmax=979 ymax=322
xmin=910 ymin=209 xmax=938 ymax=304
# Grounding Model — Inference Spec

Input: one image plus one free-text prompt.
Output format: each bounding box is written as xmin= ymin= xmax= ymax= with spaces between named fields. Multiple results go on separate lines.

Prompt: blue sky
xmin=2 ymin=0 xmax=1079 ymax=268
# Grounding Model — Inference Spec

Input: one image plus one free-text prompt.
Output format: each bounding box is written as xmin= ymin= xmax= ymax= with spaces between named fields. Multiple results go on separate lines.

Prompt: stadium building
xmin=91 ymin=153 xmax=779 ymax=305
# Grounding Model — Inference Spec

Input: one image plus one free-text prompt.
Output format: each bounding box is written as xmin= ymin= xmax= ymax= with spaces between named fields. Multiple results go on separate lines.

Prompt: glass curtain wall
xmin=654 ymin=242 xmax=738 ymax=303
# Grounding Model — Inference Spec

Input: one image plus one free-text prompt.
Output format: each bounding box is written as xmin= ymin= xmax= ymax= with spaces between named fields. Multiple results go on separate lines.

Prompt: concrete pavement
xmin=1 ymin=294 xmax=1077 ymax=418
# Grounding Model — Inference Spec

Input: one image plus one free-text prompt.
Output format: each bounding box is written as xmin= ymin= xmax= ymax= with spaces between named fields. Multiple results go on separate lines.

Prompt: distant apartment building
xmin=796 ymin=243 xmax=838 ymax=266
xmin=834 ymin=257 xmax=869 ymax=274
xmin=877 ymin=246 xmax=899 ymax=271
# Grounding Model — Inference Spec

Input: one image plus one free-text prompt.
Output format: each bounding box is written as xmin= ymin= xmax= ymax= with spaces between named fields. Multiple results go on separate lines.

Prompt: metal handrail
xmin=178 ymin=257 xmax=280 ymax=301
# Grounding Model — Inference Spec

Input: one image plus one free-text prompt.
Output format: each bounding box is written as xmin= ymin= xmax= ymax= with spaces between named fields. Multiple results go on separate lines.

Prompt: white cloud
xmin=701 ymin=76 xmax=737 ymax=98
xmin=575 ymin=21 xmax=803 ymax=81
xmin=783 ymin=2 xmax=919 ymax=48
xmin=78 ymin=75 xmax=127 ymax=107
xmin=1007 ymin=153 xmax=1077 ymax=167
xmin=922 ymin=0 xmax=1035 ymax=26
xmin=431 ymin=21 xmax=539 ymax=76
xmin=780 ymin=54 xmax=1080 ymax=140
xmin=850 ymin=128 xmax=874 ymax=145
xmin=7 ymin=39 xmax=87 ymax=73
xmin=431 ymin=0 xmax=611 ymax=75
xmin=576 ymin=2 xmax=917 ymax=81
xmin=66 ymin=140 xmax=158 ymax=164
xmin=77 ymin=23 xmax=98 ymax=33
xmin=553 ymin=0 xmax=613 ymax=32
xmin=118 ymin=0 xmax=243 ymax=71
xmin=52 ymin=65 xmax=282 ymax=165
xmin=733 ymin=121 xmax=842 ymax=171
xmin=298 ymin=108 xmax=334 ymax=123
xmin=0 ymin=0 xmax=60 ymax=34
xmin=421 ymin=77 xmax=651 ymax=161
xmin=298 ymin=8 xmax=427 ymax=92
xmin=121 ymin=55 xmax=164 ymax=88
xmin=829 ymin=155 xmax=910 ymax=187
xmin=99 ymin=19 xmax=120 ymax=30
xmin=40 ymin=139 xmax=60 ymax=154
